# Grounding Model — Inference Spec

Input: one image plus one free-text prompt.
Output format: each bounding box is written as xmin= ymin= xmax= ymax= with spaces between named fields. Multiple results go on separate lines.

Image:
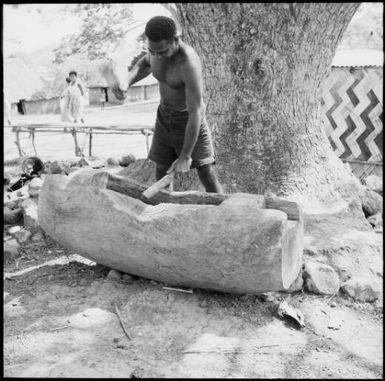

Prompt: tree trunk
xmin=175 ymin=3 xmax=362 ymax=204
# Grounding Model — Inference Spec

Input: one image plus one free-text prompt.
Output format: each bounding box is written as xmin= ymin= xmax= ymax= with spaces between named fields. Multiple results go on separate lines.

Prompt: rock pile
xmin=4 ymin=174 xmax=46 ymax=262
xmin=359 ymin=174 xmax=383 ymax=234
xmin=3 ymin=154 xmax=138 ymax=264
xmin=292 ymin=259 xmax=381 ymax=303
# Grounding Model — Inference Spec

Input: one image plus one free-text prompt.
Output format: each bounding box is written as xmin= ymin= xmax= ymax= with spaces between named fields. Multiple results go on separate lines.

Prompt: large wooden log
xmin=38 ymin=169 xmax=303 ymax=294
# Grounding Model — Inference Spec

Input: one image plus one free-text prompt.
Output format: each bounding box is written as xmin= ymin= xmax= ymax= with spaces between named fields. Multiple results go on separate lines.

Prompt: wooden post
xmin=89 ymin=128 xmax=93 ymax=157
xmin=141 ymin=129 xmax=151 ymax=155
xmin=145 ymin=131 xmax=149 ymax=155
xmin=14 ymin=128 xmax=23 ymax=157
xmin=30 ymin=128 xmax=38 ymax=156
xmin=71 ymin=128 xmax=80 ymax=156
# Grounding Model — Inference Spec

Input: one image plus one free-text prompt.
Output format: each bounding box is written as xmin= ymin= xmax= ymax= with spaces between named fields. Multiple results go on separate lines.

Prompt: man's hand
xmin=100 ymin=62 xmax=121 ymax=91
xmin=100 ymin=62 xmax=117 ymax=83
xmin=111 ymin=85 xmax=127 ymax=101
xmin=100 ymin=62 xmax=127 ymax=100
xmin=167 ymin=157 xmax=192 ymax=174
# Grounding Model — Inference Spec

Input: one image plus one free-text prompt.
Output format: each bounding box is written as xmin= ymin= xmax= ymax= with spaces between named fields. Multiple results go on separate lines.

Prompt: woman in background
xmin=60 ymin=77 xmax=72 ymax=122
xmin=68 ymin=70 xmax=85 ymax=124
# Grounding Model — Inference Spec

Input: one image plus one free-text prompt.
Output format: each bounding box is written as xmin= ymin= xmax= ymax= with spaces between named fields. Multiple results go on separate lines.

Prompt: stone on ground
xmin=68 ymin=166 xmax=81 ymax=174
xmin=4 ymin=200 xmax=18 ymax=210
xmin=13 ymin=228 xmax=32 ymax=245
xmin=8 ymin=225 xmax=22 ymax=236
xmin=359 ymin=188 xmax=383 ymax=217
xmin=304 ymin=211 xmax=382 ymax=283
xmin=28 ymin=177 xmax=44 ymax=197
xmin=119 ymin=154 xmax=136 ymax=167
xmin=363 ymin=175 xmax=382 ymax=192
xmin=107 ymin=158 xmax=120 ymax=166
xmin=48 ymin=161 xmax=69 ymax=175
xmin=4 ymin=206 xmax=23 ymax=225
xmin=107 ymin=269 xmax=122 ymax=281
xmin=4 ymin=239 xmax=20 ymax=262
xmin=367 ymin=212 xmax=382 ymax=228
xmin=79 ymin=157 xmax=106 ymax=169
xmin=31 ymin=231 xmax=45 ymax=242
xmin=20 ymin=198 xmax=40 ymax=231
xmin=340 ymin=277 xmax=381 ymax=302
xmin=122 ymin=274 xmax=135 ymax=283
xmin=4 ymin=173 xmax=12 ymax=186
xmin=303 ymin=261 xmax=340 ymax=295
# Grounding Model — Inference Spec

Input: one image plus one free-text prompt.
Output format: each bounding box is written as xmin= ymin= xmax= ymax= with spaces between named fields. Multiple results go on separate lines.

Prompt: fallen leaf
xmin=277 ymin=300 xmax=305 ymax=328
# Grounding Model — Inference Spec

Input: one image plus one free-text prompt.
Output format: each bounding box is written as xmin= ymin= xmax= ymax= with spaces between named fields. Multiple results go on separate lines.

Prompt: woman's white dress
xmin=68 ymin=82 xmax=84 ymax=122
xmin=60 ymin=87 xmax=72 ymax=122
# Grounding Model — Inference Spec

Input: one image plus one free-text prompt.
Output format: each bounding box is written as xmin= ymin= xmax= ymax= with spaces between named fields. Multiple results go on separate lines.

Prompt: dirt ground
xmin=3 ymin=171 xmax=383 ymax=378
xmin=3 ymin=234 xmax=383 ymax=378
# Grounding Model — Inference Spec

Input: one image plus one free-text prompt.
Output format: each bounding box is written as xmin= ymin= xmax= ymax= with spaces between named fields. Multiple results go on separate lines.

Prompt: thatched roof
xmin=86 ymin=72 xmax=109 ymax=88
xmin=4 ymin=57 xmax=60 ymax=103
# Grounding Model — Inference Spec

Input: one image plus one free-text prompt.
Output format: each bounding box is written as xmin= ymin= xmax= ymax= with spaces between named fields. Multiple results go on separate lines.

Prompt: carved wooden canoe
xmin=38 ymin=169 xmax=303 ymax=294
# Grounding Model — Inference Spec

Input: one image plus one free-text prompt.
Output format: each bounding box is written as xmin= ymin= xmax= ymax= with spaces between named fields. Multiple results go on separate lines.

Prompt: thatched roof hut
xmin=4 ymin=57 xmax=48 ymax=103
xmin=4 ymin=57 xmax=61 ymax=114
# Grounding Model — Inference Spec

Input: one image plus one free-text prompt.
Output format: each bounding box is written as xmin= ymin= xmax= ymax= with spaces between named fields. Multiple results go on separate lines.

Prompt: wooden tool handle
xmin=142 ymin=173 xmax=174 ymax=200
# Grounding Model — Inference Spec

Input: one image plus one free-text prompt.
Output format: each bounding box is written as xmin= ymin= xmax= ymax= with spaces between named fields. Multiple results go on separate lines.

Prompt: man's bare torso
xmin=149 ymin=41 xmax=200 ymax=111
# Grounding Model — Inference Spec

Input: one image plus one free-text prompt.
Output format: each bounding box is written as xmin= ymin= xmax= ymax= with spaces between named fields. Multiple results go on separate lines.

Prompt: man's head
xmin=69 ymin=70 xmax=77 ymax=83
xmin=145 ymin=16 xmax=179 ymax=60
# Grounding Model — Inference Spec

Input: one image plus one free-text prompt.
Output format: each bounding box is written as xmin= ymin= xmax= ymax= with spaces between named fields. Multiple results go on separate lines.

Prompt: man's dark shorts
xmin=148 ymin=103 xmax=216 ymax=169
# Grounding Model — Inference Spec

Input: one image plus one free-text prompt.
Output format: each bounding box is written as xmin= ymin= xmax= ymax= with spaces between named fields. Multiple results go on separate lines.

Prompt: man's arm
xmin=128 ymin=53 xmax=152 ymax=87
xmin=168 ymin=57 xmax=203 ymax=173
xmin=77 ymin=82 xmax=84 ymax=96
xmin=101 ymin=54 xmax=151 ymax=101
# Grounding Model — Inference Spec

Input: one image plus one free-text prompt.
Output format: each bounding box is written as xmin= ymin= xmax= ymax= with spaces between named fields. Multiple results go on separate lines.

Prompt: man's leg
xmin=196 ymin=164 xmax=223 ymax=193
xmin=155 ymin=163 xmax=170 ymax=181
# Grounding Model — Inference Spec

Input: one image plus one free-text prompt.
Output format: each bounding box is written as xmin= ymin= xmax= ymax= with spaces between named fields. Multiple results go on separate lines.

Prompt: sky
xmin=3 ymin=3 xmax=382 ymax=57
xmin=3 ymin=3 xmax=170 ymax=55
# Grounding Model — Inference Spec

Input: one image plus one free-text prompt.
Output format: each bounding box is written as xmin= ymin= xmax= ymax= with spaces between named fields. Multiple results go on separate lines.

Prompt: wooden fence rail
xmin=11 ymin=124 xmax=154 ymax=158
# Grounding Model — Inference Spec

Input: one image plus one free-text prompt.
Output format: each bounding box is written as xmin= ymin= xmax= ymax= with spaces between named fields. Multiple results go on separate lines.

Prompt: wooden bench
xmin=11 ymin=123 xmax=154 ymax=158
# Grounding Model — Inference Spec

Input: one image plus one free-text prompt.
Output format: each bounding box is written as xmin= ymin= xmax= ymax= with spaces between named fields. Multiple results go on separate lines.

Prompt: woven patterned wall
xmin=320 ymin=67 xmax=383 ymax=162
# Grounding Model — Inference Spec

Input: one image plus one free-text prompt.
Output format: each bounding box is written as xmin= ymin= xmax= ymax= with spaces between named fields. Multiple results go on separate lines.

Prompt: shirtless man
xmin=102 ymin=16 xmax=223 ymax=192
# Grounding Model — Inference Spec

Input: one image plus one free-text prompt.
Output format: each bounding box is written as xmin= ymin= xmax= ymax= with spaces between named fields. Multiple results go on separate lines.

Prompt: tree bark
xmin=175 ymin=3 xmax=361 ymax=203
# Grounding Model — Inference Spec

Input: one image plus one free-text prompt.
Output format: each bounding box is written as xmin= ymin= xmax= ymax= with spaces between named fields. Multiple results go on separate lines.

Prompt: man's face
xmin=147 ymin=39 xmax=176 ymax=60
xmin=69 ymin=74 xmax=77 ymax=83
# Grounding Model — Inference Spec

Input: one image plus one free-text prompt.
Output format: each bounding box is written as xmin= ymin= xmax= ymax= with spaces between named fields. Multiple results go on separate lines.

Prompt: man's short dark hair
xmin=145 ymin=16 xmax=177 ymax=42
xmin=69 ymin=70 xmax=77 ymax=76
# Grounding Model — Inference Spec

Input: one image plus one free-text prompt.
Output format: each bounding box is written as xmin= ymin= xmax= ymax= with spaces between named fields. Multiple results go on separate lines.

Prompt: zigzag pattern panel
xmin=321 ymin=67 xmax=383 ymax=162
